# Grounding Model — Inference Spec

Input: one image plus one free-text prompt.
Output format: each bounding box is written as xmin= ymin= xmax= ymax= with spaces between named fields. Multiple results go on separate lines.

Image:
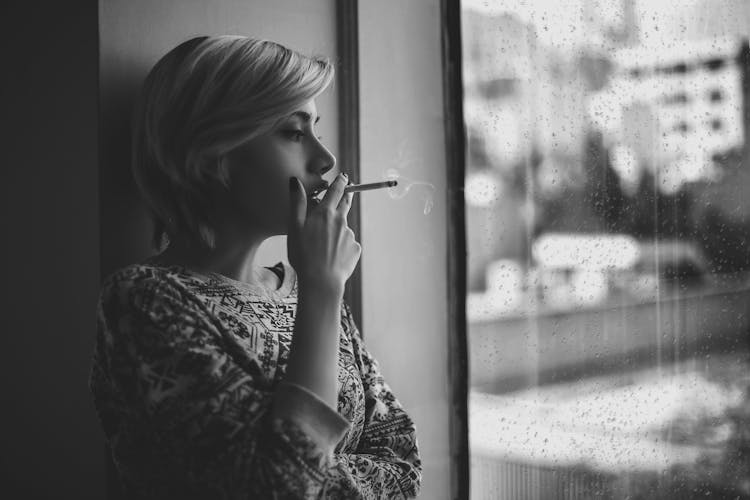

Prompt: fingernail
xmin=341 ymin=172 xmax=348 ymax=180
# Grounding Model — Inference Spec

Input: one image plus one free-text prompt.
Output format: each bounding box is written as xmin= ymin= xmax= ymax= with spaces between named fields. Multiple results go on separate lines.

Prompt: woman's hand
xmin=287 ymin=173 xmax=361 ymax=295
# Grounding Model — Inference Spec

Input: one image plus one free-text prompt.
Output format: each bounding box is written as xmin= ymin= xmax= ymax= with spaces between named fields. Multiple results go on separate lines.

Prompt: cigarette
xmin=343 ymin=180 xmax=398 ymax=193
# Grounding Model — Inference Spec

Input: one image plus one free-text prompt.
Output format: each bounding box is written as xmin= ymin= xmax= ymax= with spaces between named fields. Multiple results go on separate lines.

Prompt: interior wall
xmin=358 ymin=1 xmax=453 ymax=498
xmin=2 ymin=1 xmax=102 ymax=498
xmin=99 ymin=0 xmax=339 ymax=279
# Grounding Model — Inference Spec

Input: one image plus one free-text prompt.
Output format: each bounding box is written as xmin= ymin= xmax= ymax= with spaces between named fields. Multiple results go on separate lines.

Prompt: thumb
xmin=288 ymin=177 xmax=307 ymax=234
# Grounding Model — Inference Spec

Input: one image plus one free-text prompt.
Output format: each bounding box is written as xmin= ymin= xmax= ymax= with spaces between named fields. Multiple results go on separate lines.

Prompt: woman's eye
xmin=285 ymin=130 xmax=305 ymax=141
xmin=282 ymin=130 xmax=322 ymax=142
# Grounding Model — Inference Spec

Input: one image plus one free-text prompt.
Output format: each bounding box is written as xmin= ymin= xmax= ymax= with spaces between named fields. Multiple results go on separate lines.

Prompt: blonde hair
xmin=131 ymin=35 xmax=335 ymax=251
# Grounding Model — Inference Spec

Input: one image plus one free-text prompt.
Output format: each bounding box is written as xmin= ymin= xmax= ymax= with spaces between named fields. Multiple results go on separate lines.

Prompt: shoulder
xmin=98 ymin=263 xmax=198 ymax=317
xmin=95 ymin=264 xmax=225 ymax=355
xmin=102 ymin=263 xmax=176 ymax=293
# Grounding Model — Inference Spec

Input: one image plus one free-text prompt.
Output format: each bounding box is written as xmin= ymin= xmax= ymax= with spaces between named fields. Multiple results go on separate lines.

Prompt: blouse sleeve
xmin=90 ymin=270 xmax=351 ymax=499
xmin=324 ymin=302 xmax=423 ymax=499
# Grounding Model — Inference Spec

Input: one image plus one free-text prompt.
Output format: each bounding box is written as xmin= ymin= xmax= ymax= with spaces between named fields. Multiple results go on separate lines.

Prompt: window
xmin=461 ymin=1 xmax=750 ymax=498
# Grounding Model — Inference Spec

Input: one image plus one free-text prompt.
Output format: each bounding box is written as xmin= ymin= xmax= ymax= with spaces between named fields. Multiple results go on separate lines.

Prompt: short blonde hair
xmin=131 ymin=35 xmax=335 ymax=251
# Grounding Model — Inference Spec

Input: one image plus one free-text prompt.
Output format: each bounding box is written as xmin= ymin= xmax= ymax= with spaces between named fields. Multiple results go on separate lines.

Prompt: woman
xmin=89 ymin=35 xmax=422 ymax=499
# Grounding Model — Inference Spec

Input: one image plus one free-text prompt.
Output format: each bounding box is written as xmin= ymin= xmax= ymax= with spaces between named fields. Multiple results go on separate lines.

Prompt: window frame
xmin=441 ymin=0 xmax=471 ymax=498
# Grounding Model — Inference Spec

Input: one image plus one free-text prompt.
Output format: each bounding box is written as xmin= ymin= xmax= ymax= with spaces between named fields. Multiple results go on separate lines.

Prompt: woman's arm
xmin=324 ymin=303 xmax=423 ymax=499
xmin=282 ymin=172 xmax=361 ymax=457
xmin=89 ymin=269 xmax=351 ymax=499
xmin=278 ymin=282 xmax=344 ymax=415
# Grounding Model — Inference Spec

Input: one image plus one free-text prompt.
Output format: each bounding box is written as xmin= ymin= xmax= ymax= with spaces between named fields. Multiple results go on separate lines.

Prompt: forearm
xmin=281 ymin=283 xmax=343 ymax=410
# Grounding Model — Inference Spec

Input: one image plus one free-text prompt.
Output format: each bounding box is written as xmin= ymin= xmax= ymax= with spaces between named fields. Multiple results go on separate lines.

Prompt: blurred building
xmin=461 ymin=9 xmax=592 ymax=290
xmin=590 ymin=37 xmax=749 ymax=194
xmin=462 ymin=0 xmax=750 ymax=291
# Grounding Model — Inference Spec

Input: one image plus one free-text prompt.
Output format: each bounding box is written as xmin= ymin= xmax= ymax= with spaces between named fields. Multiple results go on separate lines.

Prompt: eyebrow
xmin=289 ymin=111 xmax=321 ymax=124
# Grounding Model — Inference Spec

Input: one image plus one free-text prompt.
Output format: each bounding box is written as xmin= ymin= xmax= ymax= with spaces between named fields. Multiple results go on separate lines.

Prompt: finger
xmin=337 ymin=190 xmax=354 ymax=217
xmin=320 ymin=172 xmax=347 ymax=211
xmin=288 ymin=177 xmax=307 ymax=232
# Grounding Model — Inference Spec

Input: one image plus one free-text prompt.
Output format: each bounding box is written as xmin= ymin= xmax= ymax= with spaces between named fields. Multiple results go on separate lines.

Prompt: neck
xmin=158 ymin=233 xmax=270 ymax=287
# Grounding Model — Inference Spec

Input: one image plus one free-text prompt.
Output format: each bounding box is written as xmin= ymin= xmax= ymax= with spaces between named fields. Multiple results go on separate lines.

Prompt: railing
xmin=469 ymin=283 xmax=750 ymax=393
xmin=471 ymin=456 xmax=612 ymax=500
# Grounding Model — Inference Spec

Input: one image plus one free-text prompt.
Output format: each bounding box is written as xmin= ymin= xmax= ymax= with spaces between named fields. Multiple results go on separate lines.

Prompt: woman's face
xmin=219 ymin=99 xmax=336 ymax=236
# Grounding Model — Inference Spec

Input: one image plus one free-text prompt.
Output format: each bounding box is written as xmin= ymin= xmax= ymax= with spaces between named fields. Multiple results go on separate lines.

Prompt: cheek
xmin=222 ymin=141 xmax=295 ymax=224
xmin=227 ymin=170 xmax=290 ymax=224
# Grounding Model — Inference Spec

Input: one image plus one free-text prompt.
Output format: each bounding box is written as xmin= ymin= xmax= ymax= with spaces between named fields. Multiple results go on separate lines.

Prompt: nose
xmin=313 ymin=141 xmax=336 ymax=177
xmin=320 ymin=162 xmax=335 ymax=176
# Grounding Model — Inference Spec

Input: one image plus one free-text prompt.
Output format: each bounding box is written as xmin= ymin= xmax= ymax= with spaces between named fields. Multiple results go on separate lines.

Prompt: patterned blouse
xmin=88 ymin=259 xmax=422 ymax=499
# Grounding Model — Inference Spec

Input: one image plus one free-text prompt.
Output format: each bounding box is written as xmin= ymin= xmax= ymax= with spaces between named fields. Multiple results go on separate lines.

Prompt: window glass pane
xmin=461 ymin=1 xmax=750 ymax=498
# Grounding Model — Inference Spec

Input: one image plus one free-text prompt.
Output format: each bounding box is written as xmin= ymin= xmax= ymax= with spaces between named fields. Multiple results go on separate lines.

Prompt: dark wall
xmin=1 ymin=1 xmax=104 ymax=499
